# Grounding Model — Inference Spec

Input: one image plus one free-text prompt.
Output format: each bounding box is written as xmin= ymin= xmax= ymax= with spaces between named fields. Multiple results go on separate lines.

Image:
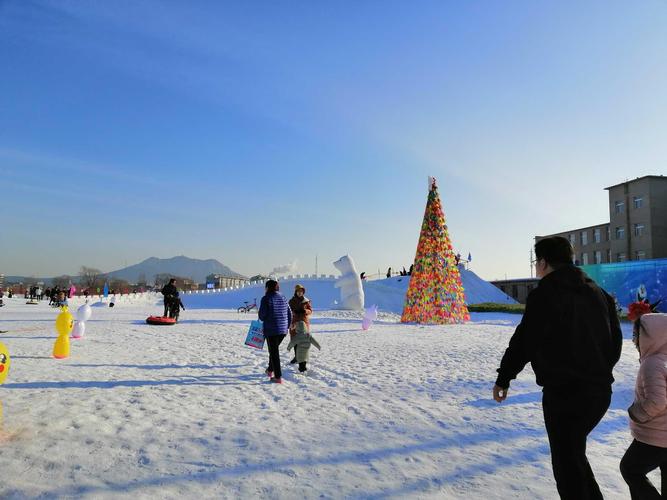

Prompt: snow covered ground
xmin=0 ymin=296 xmax=644 ymax=499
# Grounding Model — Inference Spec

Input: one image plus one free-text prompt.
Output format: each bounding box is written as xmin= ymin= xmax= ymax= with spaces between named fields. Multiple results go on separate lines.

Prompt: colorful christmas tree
xmin=401 ymin=177 xmax=470 ymax=324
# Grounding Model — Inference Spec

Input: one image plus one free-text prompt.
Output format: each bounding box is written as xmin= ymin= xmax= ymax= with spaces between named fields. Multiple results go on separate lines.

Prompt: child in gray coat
xmin=286 ymin=320 xmax=321 ymax=373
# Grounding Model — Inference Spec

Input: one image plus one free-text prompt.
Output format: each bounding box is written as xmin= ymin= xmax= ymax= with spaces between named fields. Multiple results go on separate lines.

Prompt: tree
xmin=401 ymin=177 xmax=469 ymax=324
xmin=52 ymin=275 xmax=72 ymax=289
xmin=109 ymin=278 xmax=130 ymax=292
xmin=137 ymin=273 xmax=147 ymax=287
xmin=79 ymin=266 xmax=103 ymax=289
xmin=154 ymin=273 xmax=175 ymax=287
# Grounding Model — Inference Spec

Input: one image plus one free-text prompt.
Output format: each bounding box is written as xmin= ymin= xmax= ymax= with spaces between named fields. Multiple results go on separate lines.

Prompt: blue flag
xmin=467 ymin=252 xmax=472 ymax=262
xmin=103 ymin=282 xmax=109 ymax=298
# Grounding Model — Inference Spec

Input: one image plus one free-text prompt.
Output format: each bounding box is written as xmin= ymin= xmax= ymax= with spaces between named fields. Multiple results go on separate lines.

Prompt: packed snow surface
xmin=0 ymin=297 xmax=643 ymax=499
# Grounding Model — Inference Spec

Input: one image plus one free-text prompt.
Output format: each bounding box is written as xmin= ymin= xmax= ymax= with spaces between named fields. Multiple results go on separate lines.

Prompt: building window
xmin=636 ymin=250 xmax=646 ymax=260
xmin=615 ymin=227 xmax=625 ymax=240
xmin=568 ymin=234 xmax=576 ymax=245
xmin=594 ymin=228 xmax=601 ymax=243
xmin=606 ymin=227 xmax=611 ymax=241
xmin=615 ymin=200 xmax=625 ymax=214
xmin=617 ymin=253 xmax=626 ymax=262
xmin=633 ymin=196 xmax=643 ymax=209
xmin=607 ymin=249 xmax=612 ymax=263
xmin=594 ymin=251 xmax=602 ymax=264
xmin=581 ymin=231 xmax=588 ymax=246
xmin=582 ymin=253 xmax=589 ymax=265
xmin=634 ymin=223 xmax=645 ymax=237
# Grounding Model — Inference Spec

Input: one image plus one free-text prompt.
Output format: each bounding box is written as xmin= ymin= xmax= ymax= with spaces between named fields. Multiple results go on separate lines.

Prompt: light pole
xmin=530 ymin=248 xmax=534 ymax=279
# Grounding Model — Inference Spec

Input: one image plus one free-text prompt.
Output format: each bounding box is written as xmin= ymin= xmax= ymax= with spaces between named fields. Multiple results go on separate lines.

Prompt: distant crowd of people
xmin=375 ymin=253 xmax=467 ymax=280
xmin=359 ymin=265 xmax=415 ymax=281
xmin=1 ymin=285 xmax=145 ymax=301
xmin=25 ymin=286 xmax=70 ymax=307
xmin=383 ymin=265 xmax=414 ymax=278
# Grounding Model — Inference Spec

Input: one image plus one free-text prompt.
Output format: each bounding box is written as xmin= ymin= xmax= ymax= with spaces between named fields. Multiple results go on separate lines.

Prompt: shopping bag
xmin=245 ymin=320 xmax=265 ymax=349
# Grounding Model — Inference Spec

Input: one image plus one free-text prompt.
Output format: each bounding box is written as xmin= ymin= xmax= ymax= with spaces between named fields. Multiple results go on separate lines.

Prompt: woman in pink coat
xmin=621 ymin=311 xmax=667 ymax=499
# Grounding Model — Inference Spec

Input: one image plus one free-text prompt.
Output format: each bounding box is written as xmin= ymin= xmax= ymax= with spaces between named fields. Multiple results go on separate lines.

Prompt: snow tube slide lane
xmin=146 ymin=316 xmax=177 ymax=326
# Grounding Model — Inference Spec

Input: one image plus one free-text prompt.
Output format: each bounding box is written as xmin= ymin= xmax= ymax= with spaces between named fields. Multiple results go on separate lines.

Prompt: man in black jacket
xmin=493 ymin=236 xmax=622 ymax=499
xmin=161 ymin=279 xmax=178 ymax=317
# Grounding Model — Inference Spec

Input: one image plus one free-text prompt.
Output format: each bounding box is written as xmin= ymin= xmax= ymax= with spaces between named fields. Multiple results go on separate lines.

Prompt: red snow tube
xmin=146 ymin=316 xmax=177 ymax=326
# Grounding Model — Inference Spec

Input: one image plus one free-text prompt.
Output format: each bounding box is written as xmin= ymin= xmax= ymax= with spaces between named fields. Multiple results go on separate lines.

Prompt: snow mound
xmin=182 ymin=268 xmax=516 ymax=313
xmin=69 ymin=293 xmax=163 ymax=309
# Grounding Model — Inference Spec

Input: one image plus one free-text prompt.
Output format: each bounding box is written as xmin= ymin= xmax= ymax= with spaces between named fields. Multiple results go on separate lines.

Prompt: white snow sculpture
xmin=333 ymin=255 xmax=365 ymax=310
xmin=72 ymin=303 xmax=92 ymax=340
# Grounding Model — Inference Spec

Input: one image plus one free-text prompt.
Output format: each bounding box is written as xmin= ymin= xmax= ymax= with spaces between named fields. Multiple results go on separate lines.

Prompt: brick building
xmin=206 ymin=274 xmax=249 ymax=289
xmin=490 ymin=278 xmax=540 ymax=304
xmin=536 ymin=175 xmax=667 ymax=265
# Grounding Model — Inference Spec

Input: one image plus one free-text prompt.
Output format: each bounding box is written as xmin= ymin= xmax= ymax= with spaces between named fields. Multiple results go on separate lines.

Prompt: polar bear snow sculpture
xmin=333 ymin=255 xmax=365 ymax=310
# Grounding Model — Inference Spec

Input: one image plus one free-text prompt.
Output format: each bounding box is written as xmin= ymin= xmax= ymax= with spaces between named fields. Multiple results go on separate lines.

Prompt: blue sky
xmin=1 ymin=0 xmax=666 ymax=280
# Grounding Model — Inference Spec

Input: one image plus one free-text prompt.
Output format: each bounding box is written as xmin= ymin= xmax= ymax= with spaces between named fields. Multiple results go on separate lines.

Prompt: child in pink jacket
xmin=621 ymin=312 xmax=667 ymax=499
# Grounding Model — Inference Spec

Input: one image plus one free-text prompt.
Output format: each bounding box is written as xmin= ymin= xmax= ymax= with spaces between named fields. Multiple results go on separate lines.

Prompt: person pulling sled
xmin=167 ymin=294 xmax=185 ymax=321
xmin=161 ymin=279 xmax=178 ymax=317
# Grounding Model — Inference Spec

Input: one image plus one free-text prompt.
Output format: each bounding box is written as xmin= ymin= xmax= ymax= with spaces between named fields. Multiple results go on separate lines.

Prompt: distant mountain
xmin=2 ymin=256 xmax=244 ymax=286
xmin=106 ymin=256 xmax=245 ymax=283
xmin=3 ymin=276 xmax=53 ymax=285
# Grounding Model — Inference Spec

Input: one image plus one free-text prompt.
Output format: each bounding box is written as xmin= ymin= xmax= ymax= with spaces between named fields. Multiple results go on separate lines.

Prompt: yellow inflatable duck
xmin=53 ymin=306 xmax=73 ymax=359
xmin=0 ymin=345 xmax=25 ymax=443
xmin=0 ymin=341 xmax=10 ymax=384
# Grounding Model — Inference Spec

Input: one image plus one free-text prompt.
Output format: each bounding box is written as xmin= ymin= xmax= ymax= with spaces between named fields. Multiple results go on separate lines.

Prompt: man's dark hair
xmin=169 ymin=278 xmax=176 ymax=284
xmin=535 ymin=236 xmax=574 ymax=268
xmin=265 ymin=279 xmax=279 ymax=293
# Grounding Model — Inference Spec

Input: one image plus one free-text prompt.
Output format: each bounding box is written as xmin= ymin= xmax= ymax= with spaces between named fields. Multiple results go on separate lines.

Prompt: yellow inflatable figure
xmin=0 ymin=341 xmax=10 ymax=384
xmin=53 ymin=306 xmax=73 ymax=359
xmin=0 ymin=345 xmax=25 ymax=443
